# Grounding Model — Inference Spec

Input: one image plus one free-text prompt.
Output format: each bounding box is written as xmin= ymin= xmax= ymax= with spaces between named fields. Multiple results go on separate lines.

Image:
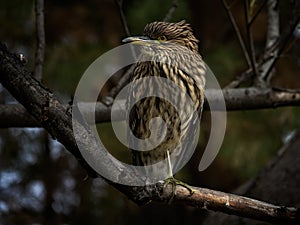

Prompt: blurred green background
xmin=0 ymin=0 xmax=300 ymax=224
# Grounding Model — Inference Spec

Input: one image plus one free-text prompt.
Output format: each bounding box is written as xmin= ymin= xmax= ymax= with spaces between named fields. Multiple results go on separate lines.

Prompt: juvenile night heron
xmin=123 ymin=21 xmax=206 ymax=186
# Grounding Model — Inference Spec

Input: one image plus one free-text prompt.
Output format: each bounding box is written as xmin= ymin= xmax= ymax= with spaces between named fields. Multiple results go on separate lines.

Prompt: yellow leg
xmin=166 ymin=150 xmax=173 ymax=177
xmin=163 ymin=151 xmax=194 ymax=203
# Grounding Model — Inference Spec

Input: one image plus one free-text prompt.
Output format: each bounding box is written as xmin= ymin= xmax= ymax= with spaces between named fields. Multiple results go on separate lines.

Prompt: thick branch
xmin=160 ymin=184 xmax=299 ymax=225
xmin=1 ymin=87 xmax=300 ymax=127
xmin=0 ymin=43 xmax=300 ymax=224
xmin=204 ymin=129 xmax=300 ymax=225
xmin=215 ymin=87 xmax=300 ymax=110
xmin=0 ymin=42 xmax=98 ymax=177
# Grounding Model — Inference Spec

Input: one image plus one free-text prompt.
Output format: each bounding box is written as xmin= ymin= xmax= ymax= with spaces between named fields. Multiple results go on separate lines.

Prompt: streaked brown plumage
xmin=124 ymin=21 xmax=206 ymax=178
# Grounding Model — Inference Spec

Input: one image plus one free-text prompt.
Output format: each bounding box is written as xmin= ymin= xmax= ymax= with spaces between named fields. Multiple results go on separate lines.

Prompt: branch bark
xmin=161 ymin=184 xmax=300 ymax=225
xmin=0 ymin=42 xmax=300 ymax=224
xmin=244 ymin=0 xmax=259 ymax=77
xmin=1 ymin=86 xmax=300 ymax=127
xmin=34 ymin=0 xmax=45 ymax=81
xmin=225 ymin=0 xmax=299 ymax=88
xmin=204 ymin=130 xmax=300 ymax=225
xmin=255 ymin=0 xmax=280 ymax=86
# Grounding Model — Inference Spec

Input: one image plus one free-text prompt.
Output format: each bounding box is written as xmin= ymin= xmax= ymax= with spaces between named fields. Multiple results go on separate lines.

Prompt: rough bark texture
xmin=204 ymin=131 xmax=300 ymax=225
xmin=1 ymin=87 xmax=300 ymax=127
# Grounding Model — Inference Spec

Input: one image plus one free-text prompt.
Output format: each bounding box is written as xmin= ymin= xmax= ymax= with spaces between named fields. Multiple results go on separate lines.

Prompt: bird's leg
xmin=163 ymin=150 xmax=176 ymax=202
xmin=167 ymin=150 xmax=173 ymax=178
xmin=163 ymin=150 xmax=194 ymax=203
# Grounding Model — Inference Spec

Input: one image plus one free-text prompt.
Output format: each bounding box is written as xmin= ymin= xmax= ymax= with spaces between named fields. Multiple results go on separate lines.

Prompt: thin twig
xmin=244 ymin=0 xmax=259 ymax=77
xmin=110 ymin=0 xmax=136 ymax=107
xmin=163 ymin=0 xmax=179 ymax=22
xmin=229 ymin=2 xmax=297 ymax=88
xmin=115 ymin=0 xmax=131 ymax=37
xmin=225 ymin=48 xmax=281 ymax=88
xmin=221 ymin=0 xmax=252 ymax=68
xmin=224 ymin=68 xmax=253 ymax=88
xmin=101 ymin=65 xmax=134 ymax=106
xmin=249 ymin=0 xmax=268 ymax=26
xmin=34 ymin=0 xmax=45 ymax=81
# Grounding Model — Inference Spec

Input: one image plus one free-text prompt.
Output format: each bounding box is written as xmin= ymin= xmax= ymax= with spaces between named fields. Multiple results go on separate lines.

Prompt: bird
xmin=123 ymin=21 xmax=206 ymax=186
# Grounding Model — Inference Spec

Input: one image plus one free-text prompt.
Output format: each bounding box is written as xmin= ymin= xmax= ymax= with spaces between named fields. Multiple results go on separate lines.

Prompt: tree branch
xmin=101 ymin=65 xmax=133 ymax=107
xmin=204 ymin=129 xmax=300 ymax=224
xmin=0 ymin=42 xmax=98 ymax=177
xmin=109 ymin=0 xmax=135 ymax=106
xmin=225 ymin=0 xmax=300 ymax=89
xmin=115 ymin=0 xmax=131 ymax=37
xmin=1 ymin=86 xmax=300 ymax=127
xmin=255 ymin=0 xmax=280 ymax=86
xmin=221 ymin=0 xmax=252 ymax=68
xmin=261 ymin=11 xmax=300 ymax=82
xmin=248 ymin=0 xmax=268 ymax=26
xmin=216 ymin=87 xmax=300 ymax=110
xmin=224 ymin=68 xmax=253 ymax=88
xmin=244 ymin=0 xmax=259 ymax=77
xmin=34 ymin=0 xmax=45 ymax=81
xmin=160 ymin=184 xmax=300 ymax=225
xmin=0 ymin=42 xmax=300 ymax=224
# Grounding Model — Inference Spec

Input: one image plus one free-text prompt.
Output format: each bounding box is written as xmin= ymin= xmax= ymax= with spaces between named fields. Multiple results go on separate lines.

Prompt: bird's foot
xmin=163 ymin=177 xmax=194 ymax=204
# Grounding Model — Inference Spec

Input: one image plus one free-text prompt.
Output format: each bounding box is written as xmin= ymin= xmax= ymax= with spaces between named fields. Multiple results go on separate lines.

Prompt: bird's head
xmin=122 ymin=21 xmax=199 ymax=52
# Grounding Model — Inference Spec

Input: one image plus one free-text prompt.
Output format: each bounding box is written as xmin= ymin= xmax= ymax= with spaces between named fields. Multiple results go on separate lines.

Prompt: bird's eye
xmin=158 ymin=36 xmax=167 ymax=41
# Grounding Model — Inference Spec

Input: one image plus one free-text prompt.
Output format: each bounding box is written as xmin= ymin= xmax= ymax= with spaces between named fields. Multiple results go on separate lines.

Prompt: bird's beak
xmin=122 ymin=36 xmax=159 ymax=45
